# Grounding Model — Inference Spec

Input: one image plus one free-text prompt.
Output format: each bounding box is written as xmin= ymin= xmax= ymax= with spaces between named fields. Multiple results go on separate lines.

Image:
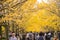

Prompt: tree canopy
xmin=0 ymin=0 xmax=60 ymax=32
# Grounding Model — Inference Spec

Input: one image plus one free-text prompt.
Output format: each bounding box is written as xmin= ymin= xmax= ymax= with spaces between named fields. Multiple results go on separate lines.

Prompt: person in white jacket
xmin=9 ymin=32 xmax=17 ymax=40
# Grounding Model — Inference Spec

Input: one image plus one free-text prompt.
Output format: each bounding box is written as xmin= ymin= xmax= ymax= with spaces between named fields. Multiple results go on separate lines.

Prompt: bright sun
xmin=37 ymin=0 xmax=49 ymax=3
xmin=37 ymin=0 xmax=42 ymax=3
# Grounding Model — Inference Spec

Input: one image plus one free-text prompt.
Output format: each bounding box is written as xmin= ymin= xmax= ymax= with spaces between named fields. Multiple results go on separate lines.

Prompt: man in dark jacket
xmin=38 ymin=32 xmax=44 ymax=40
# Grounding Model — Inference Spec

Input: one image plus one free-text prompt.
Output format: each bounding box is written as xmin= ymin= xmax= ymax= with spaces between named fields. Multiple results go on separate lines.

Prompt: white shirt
xmin=9 ymin=36 xmax=17 ymax=40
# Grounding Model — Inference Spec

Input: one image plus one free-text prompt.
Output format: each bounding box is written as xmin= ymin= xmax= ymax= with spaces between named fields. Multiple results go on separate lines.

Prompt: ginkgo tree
xmin=0 ymin=0 xmax=28 ymax=40
xmin=0 ymin=0 xmax=60 ymax=37
xmin=20 ymin=0 xmax=60 ymax=32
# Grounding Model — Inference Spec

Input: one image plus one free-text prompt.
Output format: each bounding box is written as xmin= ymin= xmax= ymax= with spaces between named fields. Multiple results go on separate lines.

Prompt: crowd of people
xmin=9 ymin=31 xmax=60 ymax=40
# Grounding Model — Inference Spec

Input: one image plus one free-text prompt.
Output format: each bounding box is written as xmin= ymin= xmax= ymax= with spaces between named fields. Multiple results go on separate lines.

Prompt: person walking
xmin=35 ymin=32 xmax=39 ymax=40
xmin=45 ymin=32 xmax=52 ymax=40
xmin=26 ymin=31 xmax=33 ymax=40
xmin=22 ymin=33 xmax=26 ymax=40
xmin=58 ymin=32 xmax=60 ymax=40
xmin=38 ymin=32 xmax=44 ymax=40
xmin=9 ymin=32 xmax=17 ymax=40
xmin=26 ymin=32 xmax=30 ymax=40
xmin=16 ymin=33 xmax=20 ymax=40
xmin=0 ymin=35 xmax=1 ymax=40
xmin=53 ymin=36 xmax=58 ymax=40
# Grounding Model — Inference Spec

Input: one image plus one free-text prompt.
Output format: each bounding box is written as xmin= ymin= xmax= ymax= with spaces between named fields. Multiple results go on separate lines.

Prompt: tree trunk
xmin=5 ymin=26 xmax=9 ymax=40
xmin=12 ymin=23 xmax=14 ymax=32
